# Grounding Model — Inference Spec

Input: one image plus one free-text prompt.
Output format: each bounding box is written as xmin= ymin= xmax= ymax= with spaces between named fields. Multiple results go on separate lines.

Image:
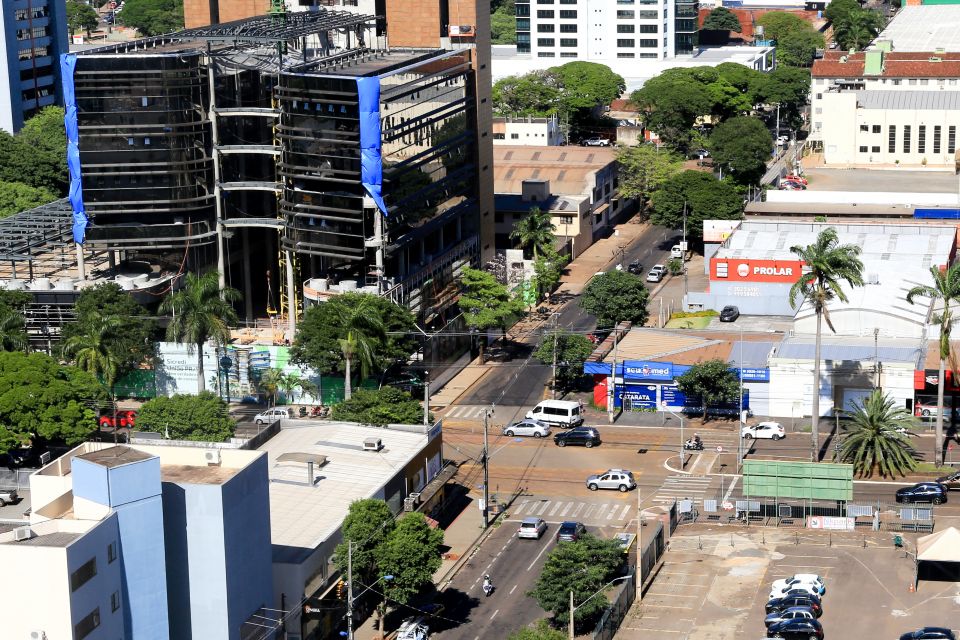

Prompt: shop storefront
xmin=914 ymin=369 xmax=960 ymax=424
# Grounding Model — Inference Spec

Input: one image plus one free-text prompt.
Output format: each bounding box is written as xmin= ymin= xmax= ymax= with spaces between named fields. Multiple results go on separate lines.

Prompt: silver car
xmin=586 ymin=469 xmax=637 ymax=492
xmin=517 ymin=517 xmax=548 ymax=539
xmin=504 ymin=419 xmax=551 ymax=438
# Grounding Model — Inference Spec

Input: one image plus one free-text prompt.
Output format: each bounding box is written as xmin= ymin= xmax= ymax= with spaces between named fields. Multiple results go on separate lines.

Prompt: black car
xmin=900 ymin=628 xmax=957 ymax=640
xmin=627 ymin=260 xmax=643 ymax=275
xmin=896 ymin=482 xmax=948 ymax=505
xmin=765 ymin=594 xmax=822 ymax=617
xmin=554 ymin=427 xmax=601 ymax=448
xmin=719 ymin=305 xmax=740 ymax=322
xmin=556 ymin=521 xmax=587 ymax=542
xmin=766 ymin=617 xmax=824 ymax=639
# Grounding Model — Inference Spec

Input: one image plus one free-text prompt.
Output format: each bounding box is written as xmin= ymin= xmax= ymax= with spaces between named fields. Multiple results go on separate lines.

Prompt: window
xmin=871 ymin=146 xmax=880 ymax=153
xmin=560 ymin=38 xmax=577 ymax=46
xmin=560 ymin=216 xmax=574 ymax=224
xmin=537 ymin=23 xmax=555 ymax=31
xmin=538 ymin=38 xmax=555 ymax=46
xmin=950 ymin=126 xmax=957 ymax=153
xmin=537 ymin=9 xmax=554 ymax=17
xmin=560 ymin=0 xmax=577 ymax=3
xmin=559 ymin=9 xmax=577 ymax=17
xmin=510 ymin=133 xmax=520 ymax=139
xmin=111 ymin=591 xmax=121 ymax=613
xmin=617 ymin=52 xmax=635 ymax=58
xmin=517 ymin=18 xmax=530 ymax=29
xmin=538 ymin=51 xmax=555 ymax=57
xmin=872 ymin=125 xmax=881 ymax=134
xmin=107 ymin=541 xmax=117 ymax=564
xmin=71 ymin=558 xmax=97 ymax=593
xmin=859 ymin=124 xmax=869 ymax=132
xmin=920 ymin=79 xmax=929 ymax=85
xmin=493 ymin=132 xmax=505 ymax=140
xmin=516 ymin=4 xmax=530 ymax=16
xmin=935 ymin=125 xmax=942 ymax=154
xmin=908 ymin=79 xmax=917 ymax=85
xmin=639 ymin=24 xmax=658 ymax=33
xmin=495 ymin=212 xmax=504 ymax=223
xmin=617 ymin=24 xmax=635 ymax=33
xmin=888 ymin=125 xmax=896 ymax=153
xmin=903 ymin=125 xmax=911 ymax=153
xmin=617 ymin=10 xmax=634 ymax=18
xmin=560 ymin=51 xmax=577 ymax=57
xmin=617 ymin=38 xmax=635 ymax=46
xmin=74 ymin=608 xmax=100 ymax=640
xmin=919 ymin=125 xmax=926 ymax=154
xmin=537 ymin=0 xmax=554 ymax=3
xmin=892 ymin=79 xmax=901 ymax=85
xmin=559 ymin=23 xmax=577 ymax=32
xmin=638 ymin=39 xmax=657 ymax=47
xmin=815 ymin=108 xmax=823 ymax=114
xmin=859 ymin=146 xmax=868 ymax=153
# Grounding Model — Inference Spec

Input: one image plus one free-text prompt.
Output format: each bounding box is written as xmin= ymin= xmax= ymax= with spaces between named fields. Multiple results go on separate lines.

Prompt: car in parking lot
xmin=741 ymin=422 xmax=785 ymax=440
xmin=771 ymin=576 xmax=825 ymax=597
xmin=0 ymin=488 xmax=18 ymax=507
xmin=899 ymin=628 xmax=957 ymax=640
xmin=517 ymin=517 xmax=548 ymax=540
xmin=503 ymin=419 xmax=551 ymax=438
xmin=936 ymin=470 xmax=960 ymax=490
xmin=779 ymin=180 xmax=807 ymax=191
xmin=769 ymin=582 xmax=823 ymax=601
xmin=554 ymin=427 xmax=601 ymax=448
xmin=765 ymin=594 xmax=822 ymax=617
xmin=646 ymin=265 xmax=666 ymax=282
xmin=586 ymin=469 xmax=636 ymax=492
xmin=719 ymin=305 xmax=740 ymax=322
xmin=766 ymin=617 xmax=823 ymax=639
xmin=556 ymin=521 xmax=587 ymax=542
xmin=764 ymin=606 xmax=818 ymax=628
xmin=896 ymin=482 xmax=948 ymax=504
xmin=582 ymin=137 xmax=611 ymax=146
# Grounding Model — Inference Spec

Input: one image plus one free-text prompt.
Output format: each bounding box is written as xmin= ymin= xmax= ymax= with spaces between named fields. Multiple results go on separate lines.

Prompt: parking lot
xmin=617 ymin=525 xmax=960 ymax=639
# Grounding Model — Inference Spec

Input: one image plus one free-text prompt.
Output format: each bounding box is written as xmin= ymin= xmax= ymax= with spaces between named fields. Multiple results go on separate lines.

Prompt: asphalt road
xmin=458 ymin=224 xmax=681 ymax=414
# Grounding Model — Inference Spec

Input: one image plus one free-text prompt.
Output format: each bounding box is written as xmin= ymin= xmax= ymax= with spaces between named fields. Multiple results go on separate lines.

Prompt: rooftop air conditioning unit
xmin=403 ymin=496 xmax=417 ymax=512
xmin=363 ymin=437 xmax=383 ymax=452
xmin=14 ymin=526 xmax=33 ymax=541
xmin=204 ymin=449 xmax=222 ymax=465
xmin=29 ymin=631 xmax=47 ymax=640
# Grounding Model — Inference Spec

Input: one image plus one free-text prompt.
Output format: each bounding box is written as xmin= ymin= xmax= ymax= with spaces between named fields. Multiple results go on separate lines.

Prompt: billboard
xmin=742 ymin=460 xmax=853 ymax=501
xmin=711 ymin=258 xmax=804 ymax=283
xmin=614 ymin=384 xmax=657 ymax=409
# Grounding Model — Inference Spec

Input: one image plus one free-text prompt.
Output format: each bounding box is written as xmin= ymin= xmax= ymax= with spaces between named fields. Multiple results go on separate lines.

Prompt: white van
xmin=525 ymin=400 xmax=584 ymax=428
xmin=254 ymin=408 xmax=290 ymax=425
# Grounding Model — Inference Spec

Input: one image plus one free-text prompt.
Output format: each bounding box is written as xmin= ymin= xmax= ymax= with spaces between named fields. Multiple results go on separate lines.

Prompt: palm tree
xmin=510 ymin=206 xmax=556 ymax=259
xmin=258 ymin=368 xmax=283 ymax=407
xmin=906 ymin=263 xmax=960 ymax=468
xmin=839 ymin=390 xmax=919 ymax=478
xmin=63 ymin=316 xmax=123 ymax=431
xmin=279 ymin=371 xmax=315 ymax=405
xmin=789 ymin=227 xmax=864 ymax=461
xmin=0 ymin=308 xmax=27 ymax=352
xmin=160 ymin=271 xmax=241 ymax=394
xmin=333 ymin=295 xmax=386 ymax=400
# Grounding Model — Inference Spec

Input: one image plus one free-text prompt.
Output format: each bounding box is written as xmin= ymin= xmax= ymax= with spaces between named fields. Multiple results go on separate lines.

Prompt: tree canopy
xmin=553 ymin=62 xmax=627 ymax=111
xmin=0 ymin=182 xmax=58 ymax=219
xmin=459 ymin=267 xmax=525 ymax=332
xmin=376 ymin=513 xmax=445 ymax=607
xmin=534 ymin=331 xmax=595 ymax=392
xmin=703 ymin=7 xmax=743 ymax=33
xmin=0 ymin=351 xmax=107 ymax=454
xmin=533 ymin=247 xmax=569 ymax=300
xmin=675 ymin=359 xmax=741 ymax=420
xmin=831 ymin=7 xmax=885 ymax=51
xmin=332 ymin=387 xmax=425 ymax=426
xmin=616 ymin=145 xmax=683 ymax=214
xmin=135 ymin=392 xmax=235 ymax=442
xmin=119 ymin=0 xmax=184 ymax=36
xmin=512 ymin=207 xmax=556 ymax=259
xmin=649 ymin=171 xmax=743 ymax=243
xmin=0 ymin=107 xmax=68 ymax=206
xmin=491 ymin=0 xmax=517 ymax=44
xmin=630 ymin=71 xmax=714 ymax=152
xmin=508 ymin=620 xmax=569 ymax=640
xmin=492 ymin=63 xmax=625 ymax=118
xmin=757 ymin=12 xmax=824 ymax=67
xmin=579 ymin=270 xmax=650 ymax=329
xmin=709 ymin=116 xmax=773 ymax=185
xmin=66 ymin=0 xmax=100 ymax=35
xmin=493 ymin=71 xmax=564 ymax=117
xmin=334 ymin=498 xmax=396 ymax=585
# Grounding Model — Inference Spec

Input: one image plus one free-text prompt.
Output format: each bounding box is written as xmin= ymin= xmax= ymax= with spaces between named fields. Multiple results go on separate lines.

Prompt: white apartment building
xmin=493 ymin=115 xmax=565 ymax=145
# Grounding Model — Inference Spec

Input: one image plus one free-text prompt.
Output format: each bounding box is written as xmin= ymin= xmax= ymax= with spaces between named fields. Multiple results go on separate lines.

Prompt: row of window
xmin=17 ymin=26 xmax=49 ymax=40
xmin=865 ymin=124 xmax=958 ymax=155
xmin=535 ymin=0 xmax=579 ymax=3
xmin=537 ymin=38 xmax=579 ymax=46
xmin=616 ymin=39 xmax=659 ymax=47
xmin=816 ymin=77 xmax=960 ymax=87
xmin=536 ymin=23 xmax=579 ymax=32
xmin=536 ymin=10 xmax=578 ymax=17
xmin=536 ymin=51 xmax=580 ymax=57
xmin=617 ymin=24 xmax=659 ymax=33
xmin=14 ymin=7 xmax=49 ymax=20
xmin=18 ymin=45 xmax=50 ymax=61
xmin=615 ymin=10 xmax=660 ymax=19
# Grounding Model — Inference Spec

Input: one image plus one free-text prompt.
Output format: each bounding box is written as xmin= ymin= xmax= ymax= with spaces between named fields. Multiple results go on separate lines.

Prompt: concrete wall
xmin=687 ymin=281 xmax=796 ymax=315
xmin=765 ymin=190 xmax=959 ymax=206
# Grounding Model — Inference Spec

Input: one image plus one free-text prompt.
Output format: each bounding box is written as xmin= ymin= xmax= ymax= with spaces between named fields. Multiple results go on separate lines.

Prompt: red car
xmin=99 ymin=410 xmax=137 ymax=429
xmin=783 ymin=174 xmax=808 ymax=185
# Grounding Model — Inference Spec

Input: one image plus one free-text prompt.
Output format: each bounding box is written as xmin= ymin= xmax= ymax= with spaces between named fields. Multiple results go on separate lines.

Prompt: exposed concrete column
xmin=206 ymin=48 xmax=226 ymax=290
xmin=285 ymin=249 xmax=296 ymax=336
xmin=75 ymin=243 xmax=86 ymax=280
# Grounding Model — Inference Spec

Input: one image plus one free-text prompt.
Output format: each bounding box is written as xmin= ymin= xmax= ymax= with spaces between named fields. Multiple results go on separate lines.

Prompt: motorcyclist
xmin=694 ymin=433 xmax=702 ymax=447
xmin=483 ymin=574 xmax=493 ymax=596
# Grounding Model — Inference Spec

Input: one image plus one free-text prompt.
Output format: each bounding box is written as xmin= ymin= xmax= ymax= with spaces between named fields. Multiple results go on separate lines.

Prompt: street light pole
xmin=569 ymin=590 xmax=575 ymax=640
xmin=569 ymin=576 xmax=630 ymax=639
xmin=482 ymin=408 xmax=491 ymax=528
xmin=347 ymin=541 xmax=354 ymax=640
xmin=551 ymin=314 xmax=559 ymax=399
xmin=738 ymin=325 xmax=744 ymax=470
xmin=608 ymin=322 xmax=620 ymax=424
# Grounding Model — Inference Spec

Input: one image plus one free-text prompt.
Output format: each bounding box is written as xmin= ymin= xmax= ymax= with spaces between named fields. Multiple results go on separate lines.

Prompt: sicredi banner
xmin=711 ymin=258 xmax=803 ymax=283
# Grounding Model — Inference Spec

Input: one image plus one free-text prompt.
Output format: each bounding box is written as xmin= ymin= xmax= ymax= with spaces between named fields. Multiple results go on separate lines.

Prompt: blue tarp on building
xmin=60 ymin=53 xmax=87 ymax=244
xmin=356 ymin=76 xmax=388 ymax=215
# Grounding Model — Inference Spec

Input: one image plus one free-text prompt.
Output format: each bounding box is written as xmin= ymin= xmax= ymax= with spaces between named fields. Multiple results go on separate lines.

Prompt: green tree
xmin=755 ymin=66 xmax=811 ymax=124
xmin=508 ymin=620 xmax=569 ymax=640
xmin=789 ymin=227 xmax=864 ymax=459
xmin=533 ymin=247 xmax=569 ymax=299
xmin=291 ymin=292 xmax=417 ymax=379
xmin=118 ymin=0 xmax=184 ymax=36
xmin=0 ymin=130 xmax=66 ymax=195
xmin=0 ymin=181 xmax=58 ymax=218
xmin=459 ymin=267 xmax=524 ymax=358
xmin=824 ymin=0 xmax=860 ymax=26
xmin=0 ymin=307 xmax=26 ymax=352
xmin=493 ymin=71 xmax=563 ymax=116
xmin=839 ymin=390 xmax=919 ymax=478
xmin=62 ymin=315 xmax=122 ymax=392
xmin=330 ymin=296 xmax=387 ymax=400
xmin=512 ymin=207 xmax=556 ymax=259
xmin=66 ymin=0 xmax=100 ymax=35
xmin=135 ymin=392 xmax=235 ymax=441
xmin=491 ymin=0 xmax=517 ymax=44
xmin=334 ymin=498 xmax=397 ymax=589
xmin=257 ymin=368 xmax=313 ymax=407
xmin=703 ymin=7 xmax=743 ymax=33
xmin=534 ymin=331 xmax=595 ymax=392
xmin=675 ymin=359 xmax=741 ymax=420
xmin=616 ymin=145 xmax=683 ymax=216
xmin=376 ymin=513 xmax=445 ymax=625
xmin=631 ymin=73 xmax=712 ymax=151
xmin=159 ymin=271 xmax=241 ymax=394
xmin=649 ymin=171 xmax=743 ymax=244
xmin=553 ymin=62 xmax=627 ymax=112
xmin=777 ymin=28 xmax=825 ymax=67
xmin=833 ymin=9 xmax=884 ymax=51
xmin=906 ymin=263 xmax=960 ymax=468
xmin=579 ymin=270 xmax=650 ymax=329
xmin=332 ymin=387 xmax=425 ymax=426
xmin=756 ymin=11 xmax=810 ymax=41
xmin=528 ymin=535 xmax=623 ymax=630
xmin=709 ymin=116 xmax=773 ymax=185
xmin=0 ymin=351 xmax=107 ymax=454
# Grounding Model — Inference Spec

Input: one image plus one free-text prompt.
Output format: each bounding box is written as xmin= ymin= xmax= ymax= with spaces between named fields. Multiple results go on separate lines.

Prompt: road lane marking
xmin=722 ymin=476 xmax=739 ymax=503
xmin=571 ymin=503 xmax=585 ymax=517
xmin=618 ymin=504 xmax=631 ymax=520
xmin=607 ymin=504 xmax=617 ymax=520
xmin=535 ymin=501 xmax=550 ymax=515
xmin=490 ymin=609 xmax=500 ymax=620
xmin=527 ymin=538 xmax=554 ymax=572
xmin=510 ymin=584 xmax=518 ymax=595
xmin=584 ymin=504 xmax=597 ymax=519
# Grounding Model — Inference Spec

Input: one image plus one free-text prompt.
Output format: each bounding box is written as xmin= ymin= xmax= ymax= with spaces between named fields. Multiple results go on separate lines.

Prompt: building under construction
xmin=51 ymin=4 xmax=492 ymax=364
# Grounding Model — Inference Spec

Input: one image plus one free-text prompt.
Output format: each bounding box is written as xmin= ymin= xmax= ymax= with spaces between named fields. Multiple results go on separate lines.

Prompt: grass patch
xmin=665 ymin=316 xmax=713 ymax=329
xmin=913 ymin=462 xmax=955 ymax=475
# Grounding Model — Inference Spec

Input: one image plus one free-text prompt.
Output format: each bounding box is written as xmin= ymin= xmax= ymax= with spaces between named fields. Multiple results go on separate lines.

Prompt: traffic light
xmin=336 ymin=579 xmax=345 ymax=599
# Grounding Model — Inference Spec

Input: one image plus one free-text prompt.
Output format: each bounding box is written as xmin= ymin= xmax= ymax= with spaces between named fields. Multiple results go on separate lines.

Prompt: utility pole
xmin=551 ymin=314 xmax=559 ymax=399
xmin=423 ymin=371 xmax=430 ymax=426
xmin=569 ymin=590 xmax=575 ymax=640
xmin=482 ymin=408 xmax=491 ymax=528
xmin=737 ymin=326 xmax=744 ymax=471
xmin=346 ymin=540 xmax=354 ymax=640
xmin=608 ymin=322 xmax=619 ymax=424
xmin=682 ymin=202 xmax=688 ymax=299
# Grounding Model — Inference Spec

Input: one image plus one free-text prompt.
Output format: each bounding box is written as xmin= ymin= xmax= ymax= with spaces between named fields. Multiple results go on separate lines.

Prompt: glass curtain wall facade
xmin=674 ymin=0 xmax=698 ymax=55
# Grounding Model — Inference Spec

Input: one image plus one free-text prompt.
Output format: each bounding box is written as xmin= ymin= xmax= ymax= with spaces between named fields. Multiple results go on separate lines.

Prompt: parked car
xmin=556 ymin=521 xmax=587 ymax=542
xmin=769 ymin=580 xmax=822 ymax=601
xmin=764 ymin=606 xmax=818 ymax=628
xmin=670 ymin=245 xmax=684 ymax=259
xmin=254 ymin=408 xmax=291 ymax=425
xmin=914 ymin=401 xmax=953 ymax=418
xmin=741 ymin=422 xmax=785 ymax=440
xmin=627 ymin=260 xmax=643 ymax=275
xmin=765 ymin=594 xmax=822 ymax=617
xmin=766 ymin=617 xmax=823 ymax=639
xmin=719 ymin=305 xmax=740 ymax=322
xmin=554 ymin=427 xmax=601 ymax=448
xmin=779 ymin=180 xmax=806 ymax=191
xmin=586 ymin=469 xmax=636 ymax=492
xmin=99 ymin=410 xmax=136 ymax=429
xmin=771 ymin=575 xmax=825 ymax=596
xmin=582 ymin=137 xmax=611 ymax=147
xmin=774 ymin=587 xmax=826 ymax=603
xmin=646 ymin=265 xmax=666 ymax=282
xmin=526 ymin=400 xmax=584 ymax=428
xmin=936 ymin=470 xmax=960 ymax=490
xmin=900 ymin=628 xmax=957 ymax=640
xmin=503 ymin=419 xmax=551 ymax=438
xmin=0 ymin=488 xmax=18 ymax=507
xmin=396 ymin=616 xmax=429 ymax=640
xmin=783 ymin=174 xmax=808 ymax=185
xmin=517 ymin=517 xmax=548 ymax=540
xmin=896 ymin=482 xmax=948 ymax=505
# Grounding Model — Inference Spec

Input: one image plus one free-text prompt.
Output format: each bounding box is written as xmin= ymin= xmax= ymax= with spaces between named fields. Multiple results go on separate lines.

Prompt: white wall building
xmin=493 ymin=115 xmax=565 ymax=145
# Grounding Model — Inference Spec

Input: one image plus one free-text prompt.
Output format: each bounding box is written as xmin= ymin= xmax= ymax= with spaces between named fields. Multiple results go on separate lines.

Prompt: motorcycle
xmin=482 ymin=575 xmax=494 ymax=597
xmin=683 ymin=439 xmax=704 ymax=451
xmin=311 ymin=405 xmax=330 ymax=419
xmin=298 ymin=406 xmax=308 ymax=418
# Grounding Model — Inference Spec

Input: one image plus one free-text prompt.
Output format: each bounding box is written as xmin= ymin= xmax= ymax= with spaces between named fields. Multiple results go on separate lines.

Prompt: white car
xmin=769 ymin=580 xmax=822 ymax=601
xmin=503 ymin=419 xmax=551 ymax=438
xmin=583 ymin=137 xmax=611 ymax=146
xmin=646 ymin=265 xmax=666 ymax=282
xmin=741 ymin=422 xmax=785 ymax=440
xmin=771 ymin=575 xmax=825 ymax=597
xmin=517 ymin=517 xmax=548 ymax=539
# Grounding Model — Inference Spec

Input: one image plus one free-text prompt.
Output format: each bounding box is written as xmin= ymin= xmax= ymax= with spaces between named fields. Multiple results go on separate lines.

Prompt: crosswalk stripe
xmin=548 ymin=501 xmax=562 ymax=517
xmin=618 ymin=504 xmax=631 ymax=520
xmin=593 ymin=504 xmax=607 ymax=519
xmin=560 ymin=502 xmax=573 ymax=517
xmin=535 ymin=501 xmax=550 ymax=516
xmin=606 ymin=505 xmax=616 ymax=520
xmin=571 ymin=503 xmax=585 ymax=517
